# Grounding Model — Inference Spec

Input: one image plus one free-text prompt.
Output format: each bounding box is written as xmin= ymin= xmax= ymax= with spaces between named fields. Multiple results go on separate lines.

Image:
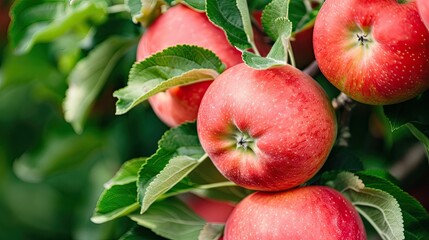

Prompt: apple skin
xmin=197 ymin=63 xmax=337 ymax=191
xmin=182 ymin=194 xmax=235 ymax=223
xmin=418 ymin=0 xmax=429 ymax=30
xmin=138 ymin=4 xmax=269 ymax=127
xmin=224 ymin=186 xmax=366 ymax=240
xmin=313 ymin=0 xmax=429 ymax=105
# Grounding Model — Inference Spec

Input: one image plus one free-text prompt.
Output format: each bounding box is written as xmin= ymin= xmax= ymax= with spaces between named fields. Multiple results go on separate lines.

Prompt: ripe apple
xmin=182 ymin=194 xmax=235 ymax=223
xmin=224 ymin=186 xmax=366 ymax=240
xmin=313 ymin=0 xmax=429 ymax=105
xmin=418 ymin=0 xmax=429 ymax=30
xmin=138 ymin=4 xmax=269 ymax=127
xmin=197 ymin=63 xmax=337 ymax=191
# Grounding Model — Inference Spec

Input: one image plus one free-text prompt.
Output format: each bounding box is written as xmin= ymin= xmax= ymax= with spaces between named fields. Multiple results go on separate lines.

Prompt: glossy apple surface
xmin=314 ymin=0 xmax=429 ymax=105
xmin=197 ymin=63 xmax=336 ymax=191
xmin=137 ymin=4 xmax=243 ymax=127
xmin=224 ymin=186 xmax=366 ymax=240
xmin=418 ymin=0 xmax=429 ymax=30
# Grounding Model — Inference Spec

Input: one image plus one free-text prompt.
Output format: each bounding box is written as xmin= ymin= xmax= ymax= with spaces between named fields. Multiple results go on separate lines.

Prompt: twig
xmin=303 ymin=60 xmax=320 ymax=77
xmin=332 ymin=93 xmax=356 ymax=147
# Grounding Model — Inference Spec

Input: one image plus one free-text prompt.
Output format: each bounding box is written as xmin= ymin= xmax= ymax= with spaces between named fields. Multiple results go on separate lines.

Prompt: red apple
xmin=197 ymin=63 xmax=337 ymax=191
xmin=224 ymin=186 xmax=366 ymax=240
xmin=137 ymin=4 xmax=269 ymax=127
xmin=418 ymin=0 xmax=429 ymax=30
xmin=313 ymin=0 xmax=429 ymax=105
xmin=182 ymin=194 xmax=235 ymax=223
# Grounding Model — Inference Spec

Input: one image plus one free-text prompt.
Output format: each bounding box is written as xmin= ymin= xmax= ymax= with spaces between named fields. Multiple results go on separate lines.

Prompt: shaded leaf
xmin=129 ymin=198 xmax=208 ymax=240
xmin=9 ymin=0 xmax=107 ymax=54
xmin=64 ymin=37 xmax=135 ymax=133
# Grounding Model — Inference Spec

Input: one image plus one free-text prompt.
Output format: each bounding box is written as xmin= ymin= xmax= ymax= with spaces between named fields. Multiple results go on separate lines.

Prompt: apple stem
xmin=197 ymin=181 xmax=238 ymax=189
xmin=288 ymin=41 xmax=296 ymax=68
xmin=332 ymin=93 xmax=356 ymax=147
xmin=158 ymin=181 xmax=238 ymax=200
xmin=251 ymin=41 xmax=261 ymax=56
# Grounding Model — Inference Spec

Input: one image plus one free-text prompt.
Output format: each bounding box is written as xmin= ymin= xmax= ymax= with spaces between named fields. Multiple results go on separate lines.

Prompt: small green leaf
xmin=206 ymin=0 xmax=251 ymax=50
xmin=114 ymin=45 xmax=225 ymax=115
xmin=129 ymin=198 xmax=208 ymax=240
xmin=261 ymin=0 xmax=292 ymax=40
xmin=383 ymin=93 xmax=429 ymax=131
xmin=236 ymin=0 xmax=260 ymax=55
xmin=140 ymin=155 xmax=207 ymax=213
xmin=407 ymin=124 xmax=429 ymax=158
xmin=105 ymin=158 xmax=147 ymax=188
xmin=242 ymin=37 xmax=287 ymax=69
xmin=91 ymin=183 xmax=140 ymax=224
xmin=63 ymin=37 xmax=135 ymax=133
xmin=289 ymin=0 xmax=318 ymax=33
xmin=329 ymin=172 xmax=405 ymax=240
xmin=383 ymin=92 xmax=429 ymax=159
xmin=9 ymin=0 xmax=107 ymax=54
xmin=91 ymin=158 xmax=147 ymax=224
xmin=125 ymin=0 xmax=167 ymax=26
xmin=137 ymin=122 xmax=207 ymax=213
xmin=181 ymin=0 xmax=206 ymax=11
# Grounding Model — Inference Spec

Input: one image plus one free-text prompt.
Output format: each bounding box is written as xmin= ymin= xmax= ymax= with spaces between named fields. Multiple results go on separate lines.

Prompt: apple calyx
xmin=234 ymin=131 xmax=256 ymax=153
xmin=356 ymin=33 xmax=369 ymax=46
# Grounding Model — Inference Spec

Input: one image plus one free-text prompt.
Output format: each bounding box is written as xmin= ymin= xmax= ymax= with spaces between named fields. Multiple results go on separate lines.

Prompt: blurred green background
xmin=0 ymin=0 xmax=427 ymax=239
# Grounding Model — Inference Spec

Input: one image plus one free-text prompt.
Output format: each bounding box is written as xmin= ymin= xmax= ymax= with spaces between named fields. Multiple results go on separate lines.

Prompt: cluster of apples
xmin=137 ymin=0 xmax=429 ymax=239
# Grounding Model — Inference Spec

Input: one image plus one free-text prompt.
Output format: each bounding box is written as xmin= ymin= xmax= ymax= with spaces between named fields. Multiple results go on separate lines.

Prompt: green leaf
xmin=383 ymin=92 xmax=429 ymax=159
xmin=329 ymin=172 xmax=405 ymax=240
xmin=91 ymin=158 xmax=147 ymax=224
xmin=181 ymin=0 xmax=205 ymax=11
xmin=206 ymin=0 xmax=251 ymax=50
xmin=383 ymin=93 xmax=429 ymax=131
xmin=137 ymin=122 xmax=207 ymax=213
xmin=407 ymin=124 xmax=429 ymax=158
xmin=288 ymin=0 xmax=318 ymax=33
xmin=125 ymin=0 xmax=167 ymax=26
xmin=129 ymin=198 xmax=216 ymax=240
xmin=188 ymin=159 xmax=250 ymax=203
xmin=356 ymin=171 xmax=429 ymax=240
xmin=261 ymin=0 xmax=292 ymax=40
xmin=119 ymin=226 xmax=167 ymax=240
xmin=63 ymin=37 xmax=135 ymax=133
xmin=91 ymin=183 xmax=140 ymax=224
xmin=105 ymin=158 xmax=147 ymax=188
xmin=243 ymin=37 xmax=287 ymax=69
xmin=14 ymin=130 xmax=103 ymax=183
xmin=236 ymin=0 xmax=260 ymax=55
xmin=9 ymin=0 xmax=107 ymax=54
xmin=140 ymin=155 xmax=207 ymax=213
xmin=114 ymin=45 xmax=224 ymax=115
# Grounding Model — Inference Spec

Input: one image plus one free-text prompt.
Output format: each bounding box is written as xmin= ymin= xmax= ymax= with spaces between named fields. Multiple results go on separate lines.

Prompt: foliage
xmin=1 ymin=0 xmax=428 ymax=239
